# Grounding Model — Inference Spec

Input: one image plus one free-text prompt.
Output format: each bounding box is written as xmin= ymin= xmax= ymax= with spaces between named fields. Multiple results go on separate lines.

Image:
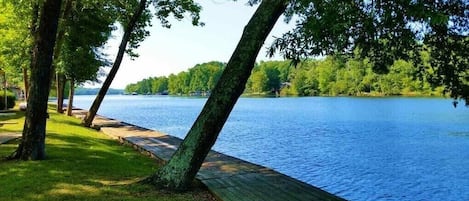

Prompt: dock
xmin=72 ymin=109 xmax=345 ymax=201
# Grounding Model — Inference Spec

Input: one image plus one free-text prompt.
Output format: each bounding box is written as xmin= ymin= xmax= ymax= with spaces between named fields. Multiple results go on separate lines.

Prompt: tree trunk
xmin=9 ymin=0 xmax=62 ymax=160
xmin=55 ymin=0 xmax=73 ymax=113
xmin=56 ymin=74 xmax=65 ymax=113
xmin=22 ymin=67 xmax=28 ymax=100
xmin=2 ymin=74 xmax=7 ymax=110
xmin=66 ymin=79 xmax=74 ymax=116
xmin=142 ymin=0 xmax=288 ymax=191
xmin=82 ymin=0 xmax=147 ymax=127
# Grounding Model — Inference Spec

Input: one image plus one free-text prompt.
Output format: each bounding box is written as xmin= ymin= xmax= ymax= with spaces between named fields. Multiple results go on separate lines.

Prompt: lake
xmin=73 ymin=95 xmax=469 ymax=201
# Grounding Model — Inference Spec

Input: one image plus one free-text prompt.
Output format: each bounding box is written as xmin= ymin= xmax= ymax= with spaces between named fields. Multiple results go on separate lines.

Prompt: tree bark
xmin=22 ymin=67 xmax=28 ymax=100
xmin=9 ymin=0 xmax=62 ymax=160
xmin=56 ymin=74 xmax=65 ymax=113
xmin=142 ymin=0 xmax=288 ymax=191
xmin=66 ymin=79 xmax=74 ymax=116
xmin=82 ymin=0 xmax=147 ymax=127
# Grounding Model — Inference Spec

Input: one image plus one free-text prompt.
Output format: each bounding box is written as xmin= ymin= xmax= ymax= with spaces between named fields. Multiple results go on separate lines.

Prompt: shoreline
xmin=69 ymin=108 xmax=345 ymax=201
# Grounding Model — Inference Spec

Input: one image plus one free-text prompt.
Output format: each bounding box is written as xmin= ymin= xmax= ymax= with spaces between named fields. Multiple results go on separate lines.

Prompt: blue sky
xmin=97 ymin=0 xmax=294 ymax=89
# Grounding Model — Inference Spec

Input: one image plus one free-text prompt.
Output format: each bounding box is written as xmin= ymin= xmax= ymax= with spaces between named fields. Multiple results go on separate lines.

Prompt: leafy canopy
xmin=0 ymin=1 xmax=33 ymax=87
xmin=268 ymin=0 xmax=468 ymax=102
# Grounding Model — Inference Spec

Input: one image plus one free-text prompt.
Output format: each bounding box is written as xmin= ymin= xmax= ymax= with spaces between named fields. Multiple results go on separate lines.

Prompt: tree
xmin=82 ymin=0 xmax=203 ymax=127
xmin=188 ymin=65 xmax=208 ymax=92
xmin=264 ymin=65 xmax=281 ymax=92
xmin=250 ymin=69 xmax=268 ymax=93
xmin=49 ymin=0 xmax=114 ymax=115
xmin=9 ymin=0 xmax=62 ymax=160
xmin=82 ymin=0 xmax=150 ymax=127
xmin=142 ymin=0 xmax=289 ymax=191
xmin=315 ymin=57 xmax=337 ymax=95
xmin=0 ymin=1 xmax=36 ymax=99
xmin=144 ymin=0 xmax=467 ymax=191
xmin=205 ymin=61 xmax=225 ymax=91
xmin=270 ymin=1 xmax=468 ymax=97
xmin=343 ymin=57 xmax=367 ymax=95
xmin=125 ymin=83 xmax=139 ymax=94
xmin=427 ymin=32 xmax=469 ymax=104
xmin=152 ymin=76 xmax=169 ymax=94
xmin=167 ymin=73 xmax=180 ymax=94
xmin=54 ymin=0 xmax=73 ymax=113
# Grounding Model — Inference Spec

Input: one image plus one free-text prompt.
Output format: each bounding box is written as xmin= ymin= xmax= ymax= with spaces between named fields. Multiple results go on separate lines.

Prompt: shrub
xmin=0 ymin=91 xmax=16 ymax=109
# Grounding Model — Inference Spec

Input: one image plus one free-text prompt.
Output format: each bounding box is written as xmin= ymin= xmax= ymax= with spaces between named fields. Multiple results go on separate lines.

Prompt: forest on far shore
xmin=125 ymin=54 xmax=444 ymax=97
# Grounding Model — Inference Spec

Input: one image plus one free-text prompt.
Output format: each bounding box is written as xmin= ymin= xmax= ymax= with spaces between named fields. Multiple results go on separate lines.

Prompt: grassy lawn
xmin=0 ymin=108 xmax=215 ymax=201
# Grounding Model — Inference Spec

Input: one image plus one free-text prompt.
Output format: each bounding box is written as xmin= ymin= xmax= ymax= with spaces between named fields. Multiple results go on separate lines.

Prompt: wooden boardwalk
xmin=72 ymin=109 xmax=345 ymax=201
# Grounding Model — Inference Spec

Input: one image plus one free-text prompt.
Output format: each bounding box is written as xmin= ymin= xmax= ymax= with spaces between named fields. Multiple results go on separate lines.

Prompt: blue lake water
xmin=73 ymin=95 xmax=469 ymax=201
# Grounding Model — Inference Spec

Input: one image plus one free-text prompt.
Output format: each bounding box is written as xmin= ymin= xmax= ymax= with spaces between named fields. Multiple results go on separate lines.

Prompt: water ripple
xmin=73 ymin=96 xmax=469 ymax=201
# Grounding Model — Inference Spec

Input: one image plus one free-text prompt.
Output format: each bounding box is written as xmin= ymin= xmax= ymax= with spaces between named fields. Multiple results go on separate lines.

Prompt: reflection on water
xmin=448 ymin=131 xmax=469 ymax=137
xmin=73 ymin=95 xmax=469 ymax=201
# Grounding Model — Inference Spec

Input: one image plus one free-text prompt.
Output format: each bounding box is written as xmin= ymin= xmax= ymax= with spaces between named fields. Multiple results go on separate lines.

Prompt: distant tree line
xmin=74 ymin=87 xmax=124 ymax=95
xmin=273 ymin=54 xmax=442 ymax=97
xmin=125 ymin=55 xmax=443 ymax=97
xmin=125 ymin=61 xmax=224 ymax=95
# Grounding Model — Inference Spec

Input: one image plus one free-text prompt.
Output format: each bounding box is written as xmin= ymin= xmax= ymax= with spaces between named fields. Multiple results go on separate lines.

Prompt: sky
xmin=92 ymin=0 xmax=294 ymax=89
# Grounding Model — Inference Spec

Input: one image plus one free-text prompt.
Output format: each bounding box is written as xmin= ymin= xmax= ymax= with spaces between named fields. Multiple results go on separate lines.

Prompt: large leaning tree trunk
xmin=9 ymin=0 xmax=62 ymax=160
xmin=142 ymin=0 xmax=288 ymax=191
xmin=82 ymin=0 xmax=147 ymax=127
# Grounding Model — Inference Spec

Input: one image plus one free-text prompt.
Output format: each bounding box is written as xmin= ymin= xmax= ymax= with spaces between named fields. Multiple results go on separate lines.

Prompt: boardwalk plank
xmin=212 ymin=187 xmax=242 ymax=201
xmin=80 ymin=111 xmax=345 ymax=201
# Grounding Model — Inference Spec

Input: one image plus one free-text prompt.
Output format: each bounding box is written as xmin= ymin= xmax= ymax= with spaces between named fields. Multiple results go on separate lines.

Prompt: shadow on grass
xmin=47 ymin=115 xmax=84 ymax=127
xmin=0 ymin=110 xmax=24 ymax=133
xmin=0 ymin=108 xmax=214 ymax=200
xmin=0 ymin=110 xmax=25 ymax=120
xmin=0 ymin=129 xmax=213 ymax=201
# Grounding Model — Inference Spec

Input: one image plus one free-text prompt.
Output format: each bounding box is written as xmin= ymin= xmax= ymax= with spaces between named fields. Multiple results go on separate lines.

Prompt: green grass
xmin=0 ymin=109 xmax=214 ymax=201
